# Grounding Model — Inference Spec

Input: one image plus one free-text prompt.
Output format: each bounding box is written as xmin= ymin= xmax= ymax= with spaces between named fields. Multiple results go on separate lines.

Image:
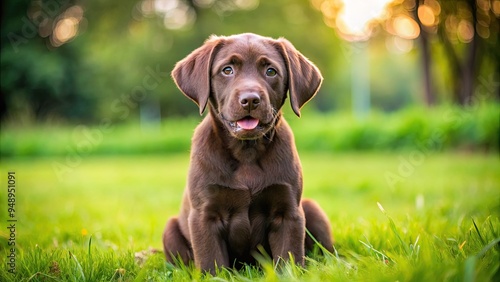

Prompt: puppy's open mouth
xmin=221 ymin=113 xmax=275 ymax=139
xmin=231 ymin=117 xmax=260 ymax=131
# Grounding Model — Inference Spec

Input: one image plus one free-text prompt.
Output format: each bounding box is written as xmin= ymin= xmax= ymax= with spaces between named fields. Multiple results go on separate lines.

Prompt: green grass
xmin=0 ymin=152 xmax=499 ymax=281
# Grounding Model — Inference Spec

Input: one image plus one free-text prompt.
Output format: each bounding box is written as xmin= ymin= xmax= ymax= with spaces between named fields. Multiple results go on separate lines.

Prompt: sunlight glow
xmin=315 ymin=0 xmax=398 ymax=41
xmin=336 ymin=0 xmax=395 ymax=41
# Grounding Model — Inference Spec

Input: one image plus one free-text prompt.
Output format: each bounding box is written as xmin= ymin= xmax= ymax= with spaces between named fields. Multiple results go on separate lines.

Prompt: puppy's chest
xmin=232 ymin=164 xmax=266 ymax=191
xmin=211 ymin=183 xmax=295 ymax=252
xmin=208 ymin=182 xmax=293 ymax=226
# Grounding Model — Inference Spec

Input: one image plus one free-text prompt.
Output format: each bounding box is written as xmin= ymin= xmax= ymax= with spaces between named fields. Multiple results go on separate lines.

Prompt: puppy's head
xmin=172 ymin=33 xmax=322 ymax=140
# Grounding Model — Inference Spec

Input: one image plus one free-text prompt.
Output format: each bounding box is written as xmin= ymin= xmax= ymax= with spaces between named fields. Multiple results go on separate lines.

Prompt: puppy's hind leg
xmin=301 ymin=199 xmax=335 ymax=254
xmin=163 ymin=217 xmax=192 ymax=265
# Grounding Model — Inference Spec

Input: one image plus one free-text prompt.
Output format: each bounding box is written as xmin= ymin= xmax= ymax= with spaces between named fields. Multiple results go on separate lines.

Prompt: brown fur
xmin=163 ymin=33 xmax=333 ymax=273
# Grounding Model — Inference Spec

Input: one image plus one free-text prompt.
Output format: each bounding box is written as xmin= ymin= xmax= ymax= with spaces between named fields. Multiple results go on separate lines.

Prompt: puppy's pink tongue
xmin=236 ymin=118 xmax=259 ymax=130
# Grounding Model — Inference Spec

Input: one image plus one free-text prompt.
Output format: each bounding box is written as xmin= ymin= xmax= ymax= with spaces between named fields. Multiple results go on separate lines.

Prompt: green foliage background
xmin=4 ymin=0 xmax=496 ymax=123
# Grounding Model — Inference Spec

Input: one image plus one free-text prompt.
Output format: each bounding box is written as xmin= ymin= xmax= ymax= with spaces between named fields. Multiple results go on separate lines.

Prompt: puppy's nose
xmin=239 ymin=92 xmax=261 ymax=111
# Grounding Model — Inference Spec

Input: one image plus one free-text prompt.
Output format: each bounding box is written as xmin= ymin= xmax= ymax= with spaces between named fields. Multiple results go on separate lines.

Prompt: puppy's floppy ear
xmin=172 ymin=36 xmax=222 ymax=115
xmin=276 ymin=38 xmax=323 ymax=117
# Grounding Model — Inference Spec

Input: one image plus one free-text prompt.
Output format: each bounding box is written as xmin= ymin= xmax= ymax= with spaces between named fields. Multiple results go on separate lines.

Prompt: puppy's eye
xmin=266 ymin=68 xmax=277 ymax=77
xmin=222 ymin=66 xmax=233 ymax=75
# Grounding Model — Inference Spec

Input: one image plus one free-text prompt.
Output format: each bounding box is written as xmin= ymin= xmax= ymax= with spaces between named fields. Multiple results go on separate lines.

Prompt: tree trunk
xmin=460 ymin=36 xmax=478 ymax=105
xmin=459 ymin=0 xmax=480 ymax=105
xmin=437 ymin=0 xmax=481 ymax=105
xmin=414 ymin=0 xmax=436 ymax=106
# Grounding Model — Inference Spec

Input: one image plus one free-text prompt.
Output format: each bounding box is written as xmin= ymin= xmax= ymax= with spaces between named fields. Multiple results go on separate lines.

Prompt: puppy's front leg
xmin=188 ymin=210 xmax=229 ymax=273
xmin=268 ymin=208 xmax=306 ymax=266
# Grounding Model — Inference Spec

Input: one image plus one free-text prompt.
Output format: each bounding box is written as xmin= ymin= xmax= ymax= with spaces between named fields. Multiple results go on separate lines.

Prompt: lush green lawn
xmin=0 ymin=152 xmax=499 ymax=281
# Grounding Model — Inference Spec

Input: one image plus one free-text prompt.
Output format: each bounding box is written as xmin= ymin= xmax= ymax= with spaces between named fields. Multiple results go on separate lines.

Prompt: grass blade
xmin=359 ymin=239 xmax=394 ymax=264
xmin=463 ymin=237 xmax=500 ymax=282
xmin=305 ymin=228 xmax=338 ymax=258
xmin=378 ymin=202 xmax=412 ymax=257
xmin=464 ymin=256 xmax=477 ymax=282
xmin=88 ymin=236 xmax=93 ymax=281
xmin=471 ymin=218 xmax=486 ymax=245
xmin=69 ymin=251 xmax=86 ymax=281
xmin=476 ymin=237 xmax=500 ymax=258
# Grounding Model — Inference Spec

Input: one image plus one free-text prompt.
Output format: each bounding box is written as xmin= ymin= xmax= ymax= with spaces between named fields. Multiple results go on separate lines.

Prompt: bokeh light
xmin=50 ymin=5 xmax=85 ymax=47
xmin=26 ymin=3 xmax=85 ymax=47
xmin=139 ymin=0 xmax=260 ymax=30
xmin=52 ymin=17 xmax=79 ymax=47
xmin=386 ymin=35 xmax=414 ymax=54
xmin=457 ymin=20 xmax=474 ymax=43
xmin=392 ymin=14 xmax=420 ymax=39
xmin=418 ymin=5 xmax=436 ymax=27
xmin=494 ymin=0 xmax=500 ymax=16
xmin=154 ymin=0 xmax=196 ymax=30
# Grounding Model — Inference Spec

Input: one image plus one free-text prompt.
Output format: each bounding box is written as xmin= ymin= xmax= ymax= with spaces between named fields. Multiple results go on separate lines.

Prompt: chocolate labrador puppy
xmin=162 ymin=33 xmax=333 ymax=273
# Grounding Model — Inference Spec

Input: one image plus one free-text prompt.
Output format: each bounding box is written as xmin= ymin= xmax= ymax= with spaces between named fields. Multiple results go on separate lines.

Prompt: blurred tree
xmin=315 ymin=0 xmax=499 ymax=106
xmin=413 ymin=0 xmax=436 ymax=105
xmin=397 ymin=0 xmax=499 ymax=105
xmin=1 ymin=0 xmax=95 ymax=122
xmin=436 ymin=0 xmax=499 ymax=104
xmin=398 ymin=0 xmax=499 ymax=105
